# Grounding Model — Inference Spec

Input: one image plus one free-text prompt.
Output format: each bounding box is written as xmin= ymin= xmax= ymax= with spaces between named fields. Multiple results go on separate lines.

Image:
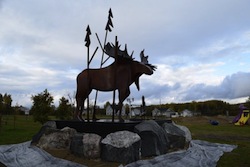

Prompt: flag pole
xmin=85 ymin=25 xmax=91 ymax=122
xmin=93 ymin=8 xmax=113 ymax=120
xmin=112 ymin=35 xmax=118 ymax=122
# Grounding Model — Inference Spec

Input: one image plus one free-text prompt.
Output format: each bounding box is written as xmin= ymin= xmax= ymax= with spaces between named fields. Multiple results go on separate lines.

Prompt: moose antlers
xmin=104 ymin=42 xmax=156 ymax=71
xmin=104 ymin=42 xmax=134 ymax=60
xmin=140 ymin=49 xmax=156 ymax=71
xmin=140 ymin=50 xmax=148 ymax=64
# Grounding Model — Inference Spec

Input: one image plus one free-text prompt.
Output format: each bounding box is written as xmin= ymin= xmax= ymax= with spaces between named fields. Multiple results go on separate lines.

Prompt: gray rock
xmin=82 ymin=133 xmax=102 ymax=158
xmin=101 ymin=130 xmax=141 ymax=164
xmin=162 ymin=123 xmax=186 ymax=149
xmin=43 ymin=121 xmax=57 ymax=129
xmin=134 ymin=120 xmax=169 ymax=157
xmin=36 ymin=127 xmax=77 ymax=149
xmin=70 ymin=133 xmax=102 ymax=159
xmin=172 ymin=122 xmax=192 ymax=142
xmin=70 ymin=133 xmax=84 ymax=156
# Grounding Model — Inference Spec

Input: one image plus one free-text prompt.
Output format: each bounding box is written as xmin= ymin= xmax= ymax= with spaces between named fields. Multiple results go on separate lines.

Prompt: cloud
xmin=1 ymin=0 xmax=250 ymax=108
xmin=113 ymin=0 xmax=250 ymax=58
xmin=182 ymin=72 xmax=250 ymax=101
xmin=0 ymin=0 xmax=3 ymax=9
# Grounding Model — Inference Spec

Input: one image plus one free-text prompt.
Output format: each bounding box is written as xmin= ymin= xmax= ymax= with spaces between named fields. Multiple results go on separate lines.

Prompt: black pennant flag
xmin=85 ymin=25 xmax=91 ymax=47
xmin=105 ymin=8 xmax=113 ymax=32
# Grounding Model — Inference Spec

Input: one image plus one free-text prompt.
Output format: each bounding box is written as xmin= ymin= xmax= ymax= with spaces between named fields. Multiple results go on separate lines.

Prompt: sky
xmin=1 ymin=0 xmax=250 ymax=108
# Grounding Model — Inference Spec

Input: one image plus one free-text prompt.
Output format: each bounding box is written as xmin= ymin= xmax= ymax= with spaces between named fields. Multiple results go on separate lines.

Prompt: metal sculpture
xmin=75 ymin=42 xmax=155 ymax=121
xmin=75 ymin=8 xmax=156 ymax=122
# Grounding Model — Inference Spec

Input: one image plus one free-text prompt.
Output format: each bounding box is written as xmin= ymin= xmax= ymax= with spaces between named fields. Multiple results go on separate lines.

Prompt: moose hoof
xmin=77 ymin=115 xmax=85 ymax=122
xmin=92 ymin=117 xmax=100 ymax=122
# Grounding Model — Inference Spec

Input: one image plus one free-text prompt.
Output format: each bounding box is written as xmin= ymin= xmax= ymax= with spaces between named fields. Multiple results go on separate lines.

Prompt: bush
xmin=30 ymin=89 xmax=54 ymax=124
xmin=55 ymin=97 xmax=73 ymax=120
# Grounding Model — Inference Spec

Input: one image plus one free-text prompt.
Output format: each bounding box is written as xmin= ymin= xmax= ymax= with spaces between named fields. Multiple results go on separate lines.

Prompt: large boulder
xmin=43 ymin=121 xmax=57 ymax=129
xmin=162 ymin=122 xmax=186 ymax=149
xmin=82 ymin=133 xmax=102 ymax=158
xmin=134 ymin=120 xmax=169 ymax=157
xmin=35 ymin=127 xmax=77 ymax=149
xmin=172 ymin=122 xmax=192 ymax=143
xmin=101 ymin=130 xmax=141 ymax=164
xmin=31 ymin=121 xmax=57 ymax=145
xmin=70 ymin=133 xmax=84 ymax=156
xmin=70 ymin=133 xmax=102 ymax=159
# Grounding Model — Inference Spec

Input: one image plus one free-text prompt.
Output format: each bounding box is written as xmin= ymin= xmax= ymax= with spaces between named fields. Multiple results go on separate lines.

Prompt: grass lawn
xmin=0 ymin=115 xmax=250 ymax=166
xmin=0 ymin=115 xmax=41 ymax=145
xmin=172 ymin=116 xmax=250 ymax=167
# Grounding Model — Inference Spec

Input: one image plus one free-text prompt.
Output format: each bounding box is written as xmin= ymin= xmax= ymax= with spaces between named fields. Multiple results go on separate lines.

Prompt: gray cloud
xmin=182 ymin=72 xmax=250 ymax=101
xmin=0 ymin=0 xmax=3 ymax=10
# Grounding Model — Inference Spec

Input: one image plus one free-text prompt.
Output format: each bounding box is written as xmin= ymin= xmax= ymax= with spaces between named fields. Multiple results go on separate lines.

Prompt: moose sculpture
xmin=75 ymin=42 xmax=156 ymax=122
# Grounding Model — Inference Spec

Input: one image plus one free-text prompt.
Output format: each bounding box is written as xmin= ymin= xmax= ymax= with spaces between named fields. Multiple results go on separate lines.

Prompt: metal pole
xmin=93 ymin=8 xmax=113 ymax=119
xmin=93 ymin=30 xmax=109 ymax=120
xmin=112 ymin=36 xmax=118 ymax=122
xmin=87 ymin=45 xmax=90 ymax=122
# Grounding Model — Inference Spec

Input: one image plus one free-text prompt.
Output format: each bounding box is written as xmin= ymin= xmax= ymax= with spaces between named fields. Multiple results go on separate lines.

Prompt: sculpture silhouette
xmin=75 ymin=43 xmax=155 ymax=122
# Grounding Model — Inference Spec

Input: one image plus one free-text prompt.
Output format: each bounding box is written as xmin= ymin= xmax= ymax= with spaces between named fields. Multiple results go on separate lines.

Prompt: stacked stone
xmin=32 ymin=120 xmax=192 ymax=165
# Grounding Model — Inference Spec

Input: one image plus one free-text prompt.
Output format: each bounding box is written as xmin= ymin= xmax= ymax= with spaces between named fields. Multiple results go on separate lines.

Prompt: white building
xmin=106 ymin=104 xmax=126 ymax=116
xmin=181 ymin=109 xmax=193 ymax=117
xmin=152 ymin=108 xmax=179 ymax=118
xmin=131 ymin=108 xmax=141 ymax=116
xmin=20 ymin=106 xmax=30 ymax=115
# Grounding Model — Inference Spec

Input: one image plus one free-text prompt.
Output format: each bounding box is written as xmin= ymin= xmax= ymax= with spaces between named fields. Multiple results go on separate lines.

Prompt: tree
xmin=104 ymin=101 xmax=111 ymax=109
xmin=30 ymin=89 xmax=54 ymax=124
xmin=245 ymin=96 xmax=250 ymax=109
xmin=0 ymin=93 xmax=3 ymax=114
xmin=55 ymin=96 xmax=73 ymax=120
xmin=0 ymin=93 xmax=2 ymax=129
xmin=124 ymin=103 xmax=130 ymax=117
xmin=3 ymin=93 xmax=13 ymax=114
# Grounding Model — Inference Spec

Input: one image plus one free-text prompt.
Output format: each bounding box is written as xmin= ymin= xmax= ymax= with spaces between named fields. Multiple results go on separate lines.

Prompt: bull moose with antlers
xmin=75 ymin=42 xmax=156 ymax=122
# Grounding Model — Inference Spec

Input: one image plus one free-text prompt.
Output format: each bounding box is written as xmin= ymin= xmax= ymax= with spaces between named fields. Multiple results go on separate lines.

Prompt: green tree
xmin=0 ymin=93 xmax=3 ymax=114
xmin=0 ymin=93 xmax=3 ymax=129
xmin=30 ymin=89 xmax=54 ymax=124
xmin=124 ymin=103 xmax=130 ymax=117
xmin=55 ymin=96 xmax=72 ymax=120
xmin=3 ymin=93 xmax=13 ymax=114
xmin=104 ymin=101 xmax=111 ymax=109
xmin=245 ymin=96 xmax=250 ymax=109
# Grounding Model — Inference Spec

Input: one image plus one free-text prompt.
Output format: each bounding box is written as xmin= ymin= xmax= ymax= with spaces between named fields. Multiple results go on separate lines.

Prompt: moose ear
xmin=135 ymin=77 xmax=140 ymax=91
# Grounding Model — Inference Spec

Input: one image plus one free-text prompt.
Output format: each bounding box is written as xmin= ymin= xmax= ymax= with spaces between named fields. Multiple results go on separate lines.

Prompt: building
xmin=131 ymin=108 xmax=141 ymax=116
xmin=19 ymin=106 xmax=30 ymax=115
xmin=180 ymin=109 xmax=193 ymax=117
xmin=106 ymin=104 xmax=126 ymax=116
xmin=152 ymin=108 xmax=179 ymax=118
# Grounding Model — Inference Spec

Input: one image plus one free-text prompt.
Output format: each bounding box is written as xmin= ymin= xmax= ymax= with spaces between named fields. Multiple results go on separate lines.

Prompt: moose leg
xmin=74 ymin=99 xmax=80 ymax=120
xmin=79 ymin=100 xmax=85 ymax=121
xmin=92 ymin=104 xmax=98 ymax=121
xmin=117 ymin=102 xmax=124 ymax=122
xmin=118 ymin=88 xmax=130 ymax=122
xmin=76 ymin=98 xmax=85 ymax=121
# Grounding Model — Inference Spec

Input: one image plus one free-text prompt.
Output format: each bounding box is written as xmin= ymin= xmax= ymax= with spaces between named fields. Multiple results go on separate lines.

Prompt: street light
xmin=127 ymin=97 xmax=134 ymax=118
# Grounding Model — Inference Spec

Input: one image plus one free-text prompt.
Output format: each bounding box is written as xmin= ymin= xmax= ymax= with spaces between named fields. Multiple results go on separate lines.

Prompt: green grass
xmin=173 ymin=116 xmax=250 ymax=167
xmin=0 ymin=115 xmax=41 ymax=145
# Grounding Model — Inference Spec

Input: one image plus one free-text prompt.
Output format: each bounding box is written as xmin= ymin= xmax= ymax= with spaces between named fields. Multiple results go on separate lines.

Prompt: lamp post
xmin=127 ymin=97 xmax=134 ymax=118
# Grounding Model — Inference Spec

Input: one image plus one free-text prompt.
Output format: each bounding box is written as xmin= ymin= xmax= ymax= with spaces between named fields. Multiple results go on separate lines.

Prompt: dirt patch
xmin=45 ymin=149 xmax=120 ymax=167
